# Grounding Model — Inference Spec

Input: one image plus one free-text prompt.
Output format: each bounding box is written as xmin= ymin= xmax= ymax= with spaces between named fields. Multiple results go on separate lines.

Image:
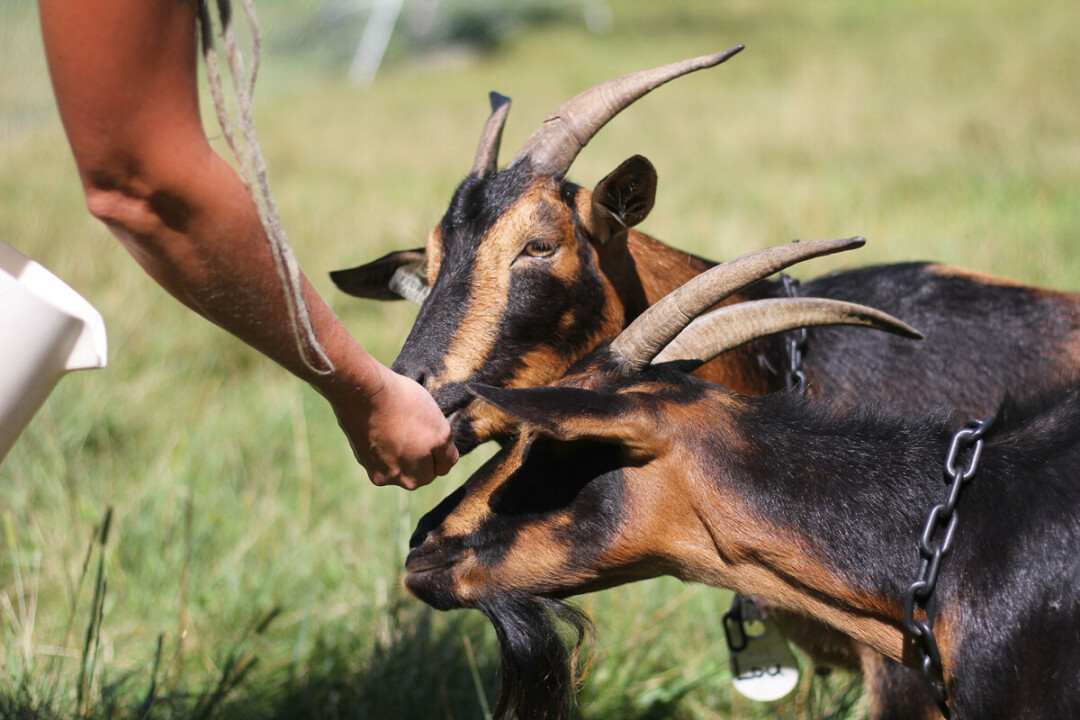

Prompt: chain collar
xmin=779 ymin=259 xmax=993 ymax=718
xmin=780 ymin=272 xmax=808 ymax=391
xmin=902 ymin=415 xmax=994 ymax=718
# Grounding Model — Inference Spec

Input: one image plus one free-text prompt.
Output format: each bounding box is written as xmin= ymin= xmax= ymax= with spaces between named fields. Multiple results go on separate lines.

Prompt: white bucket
xmin=0 ymin=240 xmax=107 ymax=464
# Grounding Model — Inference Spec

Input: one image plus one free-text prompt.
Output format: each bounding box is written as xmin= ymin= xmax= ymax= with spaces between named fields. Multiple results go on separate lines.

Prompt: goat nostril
xmin=392 ymin=358 xmax=431 ymax=389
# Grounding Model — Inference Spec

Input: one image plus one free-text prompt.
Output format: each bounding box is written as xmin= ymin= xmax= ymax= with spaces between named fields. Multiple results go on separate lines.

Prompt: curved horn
xmin=512 ymin=45 xmax=745 ymax=176
xmin=654 ymin=297 xmax=922 ymax=367
xmin=472 ymin=92 xmax=512 ymax=178
xmin=610 ymin=237 xmax=865 ymax=370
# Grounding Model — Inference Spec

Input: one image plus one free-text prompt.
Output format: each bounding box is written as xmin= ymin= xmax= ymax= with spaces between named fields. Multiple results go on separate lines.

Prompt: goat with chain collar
xmin=334 ymin=48 xmax=1080 ymax=717
xmin=405 ymin=239 xmax=1080 ymax=719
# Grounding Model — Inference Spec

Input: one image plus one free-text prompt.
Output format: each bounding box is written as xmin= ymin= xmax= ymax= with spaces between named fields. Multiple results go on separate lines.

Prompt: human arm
xmin=37 ymin=0 xmax=457 ymax=488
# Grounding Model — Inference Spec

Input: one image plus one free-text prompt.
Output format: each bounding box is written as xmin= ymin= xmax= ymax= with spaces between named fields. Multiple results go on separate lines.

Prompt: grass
xmin=2 ymin=0 xmax=1079 ymax=717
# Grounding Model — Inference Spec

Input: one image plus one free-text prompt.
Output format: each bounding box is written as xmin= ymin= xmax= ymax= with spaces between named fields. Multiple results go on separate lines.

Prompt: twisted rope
xmin=197 ymin=0 xmax=334 ymax=375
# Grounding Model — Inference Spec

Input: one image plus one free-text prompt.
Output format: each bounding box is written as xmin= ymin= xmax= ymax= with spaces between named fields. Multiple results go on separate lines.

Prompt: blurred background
xmin=1 ymin=0 xmax=1078 ymax=717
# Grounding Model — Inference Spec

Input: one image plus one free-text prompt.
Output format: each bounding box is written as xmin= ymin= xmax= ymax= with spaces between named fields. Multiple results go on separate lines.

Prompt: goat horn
xmin=512 ymin=46 xmax=744 ymax=177
xmin=472 ymin=92 xmax=512 ymax=178
xmin=610 ymin=237 xmax=865 ymax=370
xmin=654 ymin=297 xmax=922 ymax=367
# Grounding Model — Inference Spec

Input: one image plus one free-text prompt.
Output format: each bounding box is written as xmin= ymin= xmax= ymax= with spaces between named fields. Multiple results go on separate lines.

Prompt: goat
xmin=334 ymin=50 xmax=1080 ymax=715
xmin=404 ymin=239 xmax=1080 ymax=720
xmin=332 ymin=48 xmax=751 ymax=452
xmin=331 ymin=48 xmax=1080 ymax=456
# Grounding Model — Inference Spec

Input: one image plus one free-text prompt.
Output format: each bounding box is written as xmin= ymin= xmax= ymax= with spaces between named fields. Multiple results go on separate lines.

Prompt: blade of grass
xmin=75 ymin=508 xmax=111 ymax=719
xmin=462 ymin=632 xmax=492 ymax=720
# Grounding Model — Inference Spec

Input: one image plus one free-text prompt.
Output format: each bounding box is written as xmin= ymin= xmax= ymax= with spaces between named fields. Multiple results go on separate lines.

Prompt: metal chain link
xmin=780 ymin=272 xmax=808 ymax=391
xmin=902 ymin=414 xmax=994 ymax=719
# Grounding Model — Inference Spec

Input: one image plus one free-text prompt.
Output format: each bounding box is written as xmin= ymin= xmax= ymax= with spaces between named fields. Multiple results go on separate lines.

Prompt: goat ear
xmin=467 ymin=383 xmax=664 ymax=456
xmin=330 ymin=248 xmax=428 ymax=303
xmin=588 ymin=155 xmax=657 ymax=246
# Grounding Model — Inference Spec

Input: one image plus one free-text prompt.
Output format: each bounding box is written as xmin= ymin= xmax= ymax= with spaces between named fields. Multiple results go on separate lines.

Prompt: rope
xmin=197 ymin=0 xmax=334 ymax=375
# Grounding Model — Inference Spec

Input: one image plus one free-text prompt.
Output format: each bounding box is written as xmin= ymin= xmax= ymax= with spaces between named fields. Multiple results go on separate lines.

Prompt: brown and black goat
xmin=334 ymin=49 xmax=1080 ymax=718
xmin=405 ymin=239 xmax=1080 ymax=720
xmin=332 ymin=47 xmax=1080 ymax=455
xmin=332 ymin=47 xmax=764 ymax=451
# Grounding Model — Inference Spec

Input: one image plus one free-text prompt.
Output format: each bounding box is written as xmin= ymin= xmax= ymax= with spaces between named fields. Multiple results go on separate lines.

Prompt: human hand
xmin=331 ymin=364 xmax=459 ymax=489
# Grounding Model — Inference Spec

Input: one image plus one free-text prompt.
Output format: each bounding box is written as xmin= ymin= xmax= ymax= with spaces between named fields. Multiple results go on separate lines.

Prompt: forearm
xmin=85 ymin=146 xmax=385 ymax=403
xmin=75 ymin=150 xmax=457 ymax=486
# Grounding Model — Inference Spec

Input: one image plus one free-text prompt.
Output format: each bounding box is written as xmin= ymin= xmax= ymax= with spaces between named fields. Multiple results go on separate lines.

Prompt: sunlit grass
xmin=2 ymin=0 xmax=1078 ymax=717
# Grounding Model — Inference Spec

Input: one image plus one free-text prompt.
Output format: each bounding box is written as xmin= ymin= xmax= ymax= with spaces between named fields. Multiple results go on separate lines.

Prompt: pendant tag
xmin=723 ymin=595 xmax=800 ymax=702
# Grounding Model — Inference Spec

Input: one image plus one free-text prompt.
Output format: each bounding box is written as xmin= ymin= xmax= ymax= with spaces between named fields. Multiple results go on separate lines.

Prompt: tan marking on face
xmin=491 ymin=351 xmax=571 ymax=403
xmin=462 ymin=296 xmax=628 ymax=444
xmin=466 ymin=404 xmax=517 ymax=446
xmin=452 ymin=519 xmax=593 ymax=603
xmin=497 ymin=394 xmax=732 ymax=579
xmin=435 ymin=395 xmax=674 ymax=602
xmin=437 ymin=439 xmax=529 ymax=538
xmin=464 ymin=353 xmax=574 ymax=443
xmin=541 ymin=215 xmax=582 ymax=287
xmin=437 ymin=180 xmax=568 ymax=386
xmin=425 ymin=224 xmax=443 ymax=285
xmin=435 ymin=466 xmax=617 ymax=604
xmin=574 ymin=187 xmax=599 ymax=241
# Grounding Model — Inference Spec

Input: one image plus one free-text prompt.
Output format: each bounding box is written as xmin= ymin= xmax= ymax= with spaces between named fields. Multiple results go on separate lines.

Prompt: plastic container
xmin=0 ymin=240 xmax=107 ymax=464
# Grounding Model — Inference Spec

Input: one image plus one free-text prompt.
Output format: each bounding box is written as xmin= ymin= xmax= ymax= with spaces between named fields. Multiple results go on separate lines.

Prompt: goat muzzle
xmin=405 ymin=537 xmax=471 ymax=610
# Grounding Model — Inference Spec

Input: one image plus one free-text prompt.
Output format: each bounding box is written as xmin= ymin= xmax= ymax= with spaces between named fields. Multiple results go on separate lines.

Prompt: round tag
xmin=725 ymin=597 xmax=800 ymax=702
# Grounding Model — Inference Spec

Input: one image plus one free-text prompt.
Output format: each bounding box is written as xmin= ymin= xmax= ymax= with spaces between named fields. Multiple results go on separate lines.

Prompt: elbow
xmin=82 ymin=178 xmax=204 ymax=299
xmin=83 ymin=174 xmax=193 ymax=241
xmin=84 ymin=184 xmax=152 ymax=234
xmin=69 ymin=135 xmax=211 ymax=283
xmin=74 ymin=125 xmax=207 ymax=239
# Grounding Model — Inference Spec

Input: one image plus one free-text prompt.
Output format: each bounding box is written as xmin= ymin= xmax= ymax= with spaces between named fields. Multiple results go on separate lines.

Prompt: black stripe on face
xmin=392 ymin=165 xmax=537 ymax=388
xmin=470 ymin=194 xmax=612 ymax=390
xmin=470 ymin=436 xmax=627 ymax=571
xmin=441 ymin=164 xmax=538 ymax=258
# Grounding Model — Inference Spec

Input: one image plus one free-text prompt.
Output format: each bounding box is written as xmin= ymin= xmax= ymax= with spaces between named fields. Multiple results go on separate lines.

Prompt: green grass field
xmin=2 ymin=0 xmax=1078 ymax=717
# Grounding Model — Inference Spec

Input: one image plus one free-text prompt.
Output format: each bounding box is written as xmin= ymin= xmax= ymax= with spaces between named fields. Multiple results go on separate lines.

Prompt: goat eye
xmin=524 ymin=239 xmax=557 ymax=258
